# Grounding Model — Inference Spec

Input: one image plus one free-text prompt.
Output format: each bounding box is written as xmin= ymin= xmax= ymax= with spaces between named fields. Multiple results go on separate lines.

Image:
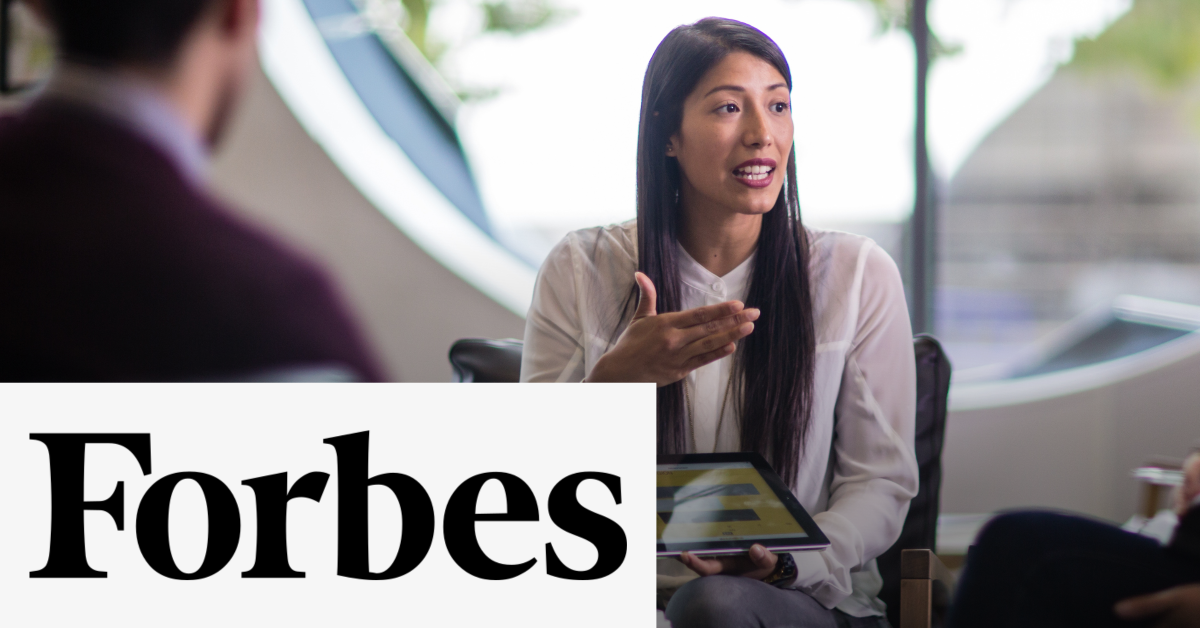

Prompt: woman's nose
xmin=742 ymin=109 xmax=772 ymax=148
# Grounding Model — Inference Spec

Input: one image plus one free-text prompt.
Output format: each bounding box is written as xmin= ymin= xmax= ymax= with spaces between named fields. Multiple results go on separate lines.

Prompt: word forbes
xmin=29 ymin=432 xmax=626 ymax=581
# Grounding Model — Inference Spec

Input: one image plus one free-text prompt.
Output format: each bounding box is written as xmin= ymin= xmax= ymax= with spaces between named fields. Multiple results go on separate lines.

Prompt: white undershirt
xmin=676 ymin=244 xmax=755 ymax=454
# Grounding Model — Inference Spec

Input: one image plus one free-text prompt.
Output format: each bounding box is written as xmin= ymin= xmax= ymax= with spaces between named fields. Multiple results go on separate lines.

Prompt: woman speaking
xmin=521 ymin=17 xmax=917 ymax=628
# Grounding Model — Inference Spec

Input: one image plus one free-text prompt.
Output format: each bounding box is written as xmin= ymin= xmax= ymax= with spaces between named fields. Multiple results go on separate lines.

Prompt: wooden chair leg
xmin=898 ymin=549 xmax=957 ymax=628
xmin=899 ymin=578 xmax=932 ymax=628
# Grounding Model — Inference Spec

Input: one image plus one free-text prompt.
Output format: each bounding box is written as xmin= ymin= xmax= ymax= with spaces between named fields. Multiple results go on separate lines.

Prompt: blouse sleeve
xmin=520 ymin=235 xmax=587 ymax=383
xmin=790 ymin=243 xmax=920 ymax=608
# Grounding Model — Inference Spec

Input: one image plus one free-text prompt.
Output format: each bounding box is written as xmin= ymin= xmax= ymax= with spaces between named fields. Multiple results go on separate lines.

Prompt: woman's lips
xmin=732 ymin=159 xmax=776 ymax=189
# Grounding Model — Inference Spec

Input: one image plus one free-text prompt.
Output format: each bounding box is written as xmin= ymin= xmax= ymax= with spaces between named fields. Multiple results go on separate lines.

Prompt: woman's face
xmin=668 ymin=51 xmax=794 ymax=216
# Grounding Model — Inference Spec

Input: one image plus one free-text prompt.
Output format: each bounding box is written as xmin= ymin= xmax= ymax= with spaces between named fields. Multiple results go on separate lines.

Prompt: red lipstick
xmin=731 ymin=158 xmax=777 ymax=189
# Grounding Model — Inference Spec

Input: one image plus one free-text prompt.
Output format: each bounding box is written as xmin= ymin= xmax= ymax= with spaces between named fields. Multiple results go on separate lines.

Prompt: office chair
xmin=448 ymin=335 xmax=956 ymax=628
xmin=878 ymin=335 xmax=955 ymax=628
xmin=212 ymin=364 xmax=361 ymax=382
xmin=449 ymin=338 xmax=524 ymax=382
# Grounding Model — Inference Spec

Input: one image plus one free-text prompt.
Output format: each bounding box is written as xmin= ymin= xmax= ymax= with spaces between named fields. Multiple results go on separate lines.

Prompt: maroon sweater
xmin=0 ymin=100 xmax=385 ymax=381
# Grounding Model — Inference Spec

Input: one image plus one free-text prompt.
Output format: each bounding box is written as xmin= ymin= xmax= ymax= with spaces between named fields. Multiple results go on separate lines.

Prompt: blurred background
xmin=5 ymin=0 xmax=1200 ymax=528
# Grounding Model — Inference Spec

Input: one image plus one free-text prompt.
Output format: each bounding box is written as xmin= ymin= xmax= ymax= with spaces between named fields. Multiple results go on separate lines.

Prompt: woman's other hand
xmin=587 ymin=272 xmax=758 ymax=387
xmin=1177 ymin=452 xmax=1200 ymax=517
xmin=1115 ymin=584 xmax=1200 ymax=628
xmin=678 ymin=544 xmax=778 ymax=580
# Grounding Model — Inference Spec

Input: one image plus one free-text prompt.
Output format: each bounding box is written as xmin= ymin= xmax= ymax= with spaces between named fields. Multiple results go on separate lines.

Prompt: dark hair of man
xmin=634 ymin=17 xmax=816 ymax=487
xmin=41 ymin=0 xmax=216 ymax=67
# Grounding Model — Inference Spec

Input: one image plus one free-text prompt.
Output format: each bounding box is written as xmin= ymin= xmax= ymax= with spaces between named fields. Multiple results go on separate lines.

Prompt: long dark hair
xmin=637 ymin=17 xmax=816 ymax=486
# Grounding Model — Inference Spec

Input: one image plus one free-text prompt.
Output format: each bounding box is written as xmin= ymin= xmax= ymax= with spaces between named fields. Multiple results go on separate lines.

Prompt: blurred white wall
xmin=942 ymin=333 xmax=1200 ymax=522
xmin=210 ymin=67 xmax=526 ymax=381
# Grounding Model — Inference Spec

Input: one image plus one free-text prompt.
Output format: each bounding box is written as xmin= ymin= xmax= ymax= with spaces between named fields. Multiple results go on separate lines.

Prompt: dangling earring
xmin=674 ymin=187 xmax=680 ymax=204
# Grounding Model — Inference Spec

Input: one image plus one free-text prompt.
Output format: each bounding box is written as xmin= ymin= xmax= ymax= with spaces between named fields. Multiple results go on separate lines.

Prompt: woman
xmin=521 ymin=17 xmax=917 ymax=628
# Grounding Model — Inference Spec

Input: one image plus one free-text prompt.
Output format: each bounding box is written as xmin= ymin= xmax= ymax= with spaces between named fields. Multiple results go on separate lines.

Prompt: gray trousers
xmin=665 ymin=575 xmax=891 ymax=628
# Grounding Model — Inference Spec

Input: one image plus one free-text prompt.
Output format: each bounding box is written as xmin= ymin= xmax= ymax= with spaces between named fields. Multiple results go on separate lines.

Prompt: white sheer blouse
xmin=519 ymin=220 xmax=918 ymax=616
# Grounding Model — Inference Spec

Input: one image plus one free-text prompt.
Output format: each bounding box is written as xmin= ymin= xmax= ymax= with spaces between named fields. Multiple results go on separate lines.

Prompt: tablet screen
xmin=657 ymin=460 xmax=809 ymax=546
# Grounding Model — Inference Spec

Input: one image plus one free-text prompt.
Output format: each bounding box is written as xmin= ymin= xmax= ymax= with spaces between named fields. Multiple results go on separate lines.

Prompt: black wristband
xmin=762 ymin=552 xmax=797 ymax=588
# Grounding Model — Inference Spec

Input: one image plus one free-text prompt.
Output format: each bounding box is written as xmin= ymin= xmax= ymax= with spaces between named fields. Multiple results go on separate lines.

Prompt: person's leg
xmin=948 ymin=511 xmax=1200 ymax=628
xmin=665 ymin=575 xmax=839 ymax=628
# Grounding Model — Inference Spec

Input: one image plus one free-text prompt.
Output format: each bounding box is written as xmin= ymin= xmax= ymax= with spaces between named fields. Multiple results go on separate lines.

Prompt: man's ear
xmin=218 ymin=0 xmax=260 ymax=38
xmin=21 ymin=0 xmax=50 ymax=24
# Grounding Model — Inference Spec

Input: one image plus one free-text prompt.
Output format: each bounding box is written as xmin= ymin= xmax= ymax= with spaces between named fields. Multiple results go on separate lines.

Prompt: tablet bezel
xmin=656 ymin=452 xmax=830 ymax=556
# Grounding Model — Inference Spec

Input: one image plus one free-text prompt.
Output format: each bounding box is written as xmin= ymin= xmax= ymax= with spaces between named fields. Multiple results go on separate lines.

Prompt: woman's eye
xmin=718 ymin=103 xmax=739 ymax=113
xmin=772 ymin=102 xmax=790 ymax=113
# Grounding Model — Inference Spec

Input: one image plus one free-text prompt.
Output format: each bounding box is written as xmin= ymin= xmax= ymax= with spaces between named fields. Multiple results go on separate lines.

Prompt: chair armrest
xmin=901 ymin=548 xmax=957 ymax=586
xmin=899 ymin=549 xmax=956 ymax=628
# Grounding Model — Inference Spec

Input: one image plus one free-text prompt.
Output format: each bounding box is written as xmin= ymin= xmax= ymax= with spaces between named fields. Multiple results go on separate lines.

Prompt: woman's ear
xmin=666 ymin=135 xmax=678 ymax=157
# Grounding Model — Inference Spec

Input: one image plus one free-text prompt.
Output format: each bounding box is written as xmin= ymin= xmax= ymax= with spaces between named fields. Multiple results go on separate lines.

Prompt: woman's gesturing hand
xmin=587 ymin=272 xmax=758 ymax=387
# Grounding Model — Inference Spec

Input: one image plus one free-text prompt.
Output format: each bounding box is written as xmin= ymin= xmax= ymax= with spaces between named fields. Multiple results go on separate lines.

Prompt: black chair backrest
xmin=218 ymin=364 xmax=361 ymax=382
xmin=447 ymin=334 xmax=953 ymax=626
xmin=449 ymin=338 xmax=523 ymax=382
xmin=877 ymin=334 xmax=952 ymax=628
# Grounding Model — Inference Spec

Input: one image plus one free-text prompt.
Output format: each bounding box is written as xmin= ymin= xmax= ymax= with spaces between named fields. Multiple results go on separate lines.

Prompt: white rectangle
xmin=0 ymin=383 xmax=656 ymax=626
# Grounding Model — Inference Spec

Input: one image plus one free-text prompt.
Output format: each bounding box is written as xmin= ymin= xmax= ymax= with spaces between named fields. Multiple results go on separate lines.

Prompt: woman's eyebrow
xmin=703 ymin=85 xmax=744 ymax=98
xmin=702 ymin=83 xmax=790 ymax=98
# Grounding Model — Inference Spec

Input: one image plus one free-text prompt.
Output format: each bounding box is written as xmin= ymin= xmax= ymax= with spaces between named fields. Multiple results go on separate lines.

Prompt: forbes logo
xmin=30 ymin=431 xmax=627 ymax=581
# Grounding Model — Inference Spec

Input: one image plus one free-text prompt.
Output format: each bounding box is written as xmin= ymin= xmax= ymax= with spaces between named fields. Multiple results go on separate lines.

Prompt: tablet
xmin=657 ymin=453 xmax=829 ymax=556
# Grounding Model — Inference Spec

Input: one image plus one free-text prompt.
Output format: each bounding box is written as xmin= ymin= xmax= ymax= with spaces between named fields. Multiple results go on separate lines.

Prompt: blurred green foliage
xmin=1071 ymin=0 xmax=1200 ymax=90
xmin=399 ymin=0 xmax=438 ymax=61
xmin=398 ymin=0 xmax=572 ymax=66
xmin=387 ymin=0 xmax=572 ymax=101
xmin=857 ymin=0 xmax=962 ymax=59
xmin=482 ymin=0 xmax=564 ymax=35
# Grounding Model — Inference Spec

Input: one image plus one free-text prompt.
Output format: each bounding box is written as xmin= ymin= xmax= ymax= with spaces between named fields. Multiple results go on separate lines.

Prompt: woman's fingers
xmin=632 ymin=272 xmax=658 ymax=320
xmin=677 ymin=548 xmax=776 ymax=580
xmin=605 ymin=288 xmax=754 ymax=386
xmin=679 ymin=552 xmax=747 ymax=576
xmin=675 ymin=308 xmax=760 ymax=346
xmin=662 ymin=305 xmax=757 ymax=382
xmin=678 ymin=551 xmax=726 ymax=577
xmin=667 ymin=300 xmax=744 ymax=329
xmin=684 ymin=320 xmax=755 ymax=360
xmin=681 ymin=342 xmax=738 ymax=373
xmin=747 ymin=544 xmax=777 ymax=572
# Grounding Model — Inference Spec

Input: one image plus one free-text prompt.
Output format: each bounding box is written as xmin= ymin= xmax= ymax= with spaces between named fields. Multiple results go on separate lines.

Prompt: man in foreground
xmin=0 ymin=0 xmax=383 ymax=381
xmin=947 ymin=450 xmax=1200 ymax=627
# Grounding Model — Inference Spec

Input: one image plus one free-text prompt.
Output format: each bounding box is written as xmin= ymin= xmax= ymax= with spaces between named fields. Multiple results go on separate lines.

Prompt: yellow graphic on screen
xmin=657 ymin=466 xmax=807 ymax=543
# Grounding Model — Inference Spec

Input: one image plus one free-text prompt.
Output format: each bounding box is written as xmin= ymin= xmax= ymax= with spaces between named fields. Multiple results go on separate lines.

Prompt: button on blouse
xmin=675 ymin=243 xmax=754 ymax=454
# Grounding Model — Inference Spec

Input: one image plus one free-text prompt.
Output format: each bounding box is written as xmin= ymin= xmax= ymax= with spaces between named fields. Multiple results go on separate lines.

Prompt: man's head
xmin=33 ymin=0 xmax=260 ymax=147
